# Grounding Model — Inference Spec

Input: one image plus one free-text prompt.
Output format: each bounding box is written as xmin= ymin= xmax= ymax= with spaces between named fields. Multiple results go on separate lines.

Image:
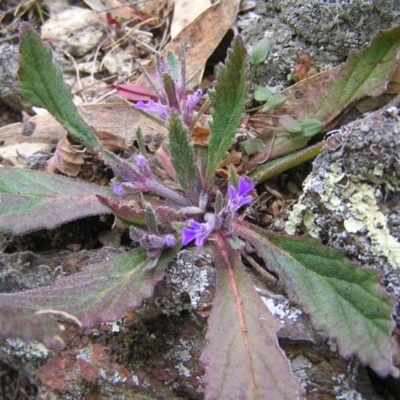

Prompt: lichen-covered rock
xmin=239 ymin=0 xmax=400 ymax=91
xmin=286 ymin=107 xmax=400 ymax=319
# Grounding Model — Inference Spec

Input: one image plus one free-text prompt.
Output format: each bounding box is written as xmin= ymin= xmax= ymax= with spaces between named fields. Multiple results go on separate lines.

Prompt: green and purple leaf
xmin=167 ymin=112 xmax=198 ymax=204
xmin=0 ymin=245 xmax=180 ymax=349
xmin=278 ymin=114 xmax=302 ymax=133
xmin=234 ymin=219 xmax=395 ymax=377
xmin=202 ymin=232 xmax=304 ymax=399
xmin=0 ymin=168 xmax=115 ymax=234
xmin=17 ymin=23 xmax=102 ymax=151
xmin=96 ymin=195 xmax=146 ymax=225
xmin=205 ymin=35 xmax=249 ymax=189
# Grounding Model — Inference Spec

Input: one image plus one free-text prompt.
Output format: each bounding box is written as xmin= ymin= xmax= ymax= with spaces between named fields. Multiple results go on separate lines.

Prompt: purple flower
xmin=164 ymin=234 xmax=176 ymax=247
xmin=113 ymin=182 xmax=135 ymax=196
xmin=182 ymin=219 xmax=214 ymax=247
xmin=227 ymin=177 xmax=254 ymax=212
xmin=135 ymin=99 xmax=169 ymax=120
xmin=135 ymin=154 xmax=148 ymax=168
xmin=183 ymin=89 xmax=202 ymax=127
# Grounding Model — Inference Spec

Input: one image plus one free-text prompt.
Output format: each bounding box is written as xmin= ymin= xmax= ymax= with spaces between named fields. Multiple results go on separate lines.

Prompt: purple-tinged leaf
xmin=233 ymin=219 xmax=395 ymax=377
xmin=279 ymin=114 xmax=302 ymax=133
xmin=0 ymin=246 xmax=180 ymax=349
xmin=0 ymin=168 xmax=115 ymax=235
xmin=162 ymin=73 xmax=181 ymax=112
xmin=202 ymin=232 xmax=304 ymax=399
xmin=96 ymin=195 xmax=146 ymax=225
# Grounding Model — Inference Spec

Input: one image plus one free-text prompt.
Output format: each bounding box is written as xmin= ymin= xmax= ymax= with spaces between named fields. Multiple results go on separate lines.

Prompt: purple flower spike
xmin=227 ymin=177 xmax=255 ymax=212
xmin=135 ymin=154 xmax=148 ymax=168
xmin=135 ymin=99 xmax=169 ymax=120
xmin=186 ymin=89 xmax=202 ymax=113
xmin=183 ymin=89 xmax=202 ymax=126
xmin=182 ymin=219 xmax=214 ymax=247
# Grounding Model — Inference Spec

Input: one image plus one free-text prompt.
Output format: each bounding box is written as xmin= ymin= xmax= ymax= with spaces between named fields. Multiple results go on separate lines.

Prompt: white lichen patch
xmin=166 ymin=250 xmax=213 ymax=309
xmin=98 ymin=368 xmax=127 ymax=384
xmin=131 ymin=374 xmax=139 ymax=386
xmin=76 ymin=346 xmax=91 ymax=362
xmin=287 ymin=354 xmax=312 ymax=387
xmin=261 ymin=296 xmax=302 ymax=322
xmin=176 ymin=362 xmax=191 ymax=377
xmin=108 ymin=322 xmax=120 ymax=333
xmin=332 ymin=362 xmax=363 ymax=400
xmin=5 ymin=337 xmax=49 ymax=360
xmin=319 ymin=164 xmax=400 ymax=269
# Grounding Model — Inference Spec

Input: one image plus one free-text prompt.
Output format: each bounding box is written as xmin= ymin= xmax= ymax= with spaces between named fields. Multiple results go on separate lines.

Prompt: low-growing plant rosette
xmin=0 ymin=23 xmax=396 ymax=400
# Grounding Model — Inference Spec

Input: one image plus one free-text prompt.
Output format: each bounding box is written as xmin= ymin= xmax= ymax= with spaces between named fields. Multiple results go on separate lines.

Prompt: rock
xmin=0 ymin=44 xmax=22 ymax=111
xmin=41 ymin=8 xmax=105 ymax=58
xmin=286 ymin=107 xmax=400 ymax=282
xmin=239 ymin=0 xmax=400 ymax=91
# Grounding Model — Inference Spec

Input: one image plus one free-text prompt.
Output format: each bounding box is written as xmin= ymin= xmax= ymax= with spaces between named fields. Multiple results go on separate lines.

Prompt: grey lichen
xmin=286 ymin=107 xmax=400 ymax=293
xmin=239 ymin=0 xmax=400 ymax=90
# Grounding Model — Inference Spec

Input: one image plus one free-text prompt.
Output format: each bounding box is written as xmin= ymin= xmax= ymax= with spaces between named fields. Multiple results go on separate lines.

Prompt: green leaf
xmin=249 ymin=142 xmax=323 ymax=183
xmin=136 ymin=126 xmax=147 ymax=156
xmin=202 ymin=232 xmax=304 ymax=399
xmin=250 ymin=38 xmax=271 ymax=65
xmin=0 ymin=246 xmax=180 ymax=349
xmin=253 ymin=85 xmax=272 ymax=101
xmin=167 ymin=112 xmax=198 ymax=204
xmin=308 ymin=26 xmax=400 ymax=123
xmin=205 ymin=35 xmax=249 ymax=190
xmin=296 ymin=119 xmax=323 ymax=137
xmin=145 ymin=204 xmax=158 ymax=233
xmin=261 ymin=93 xmax=287 ymax=112
xmin=239 ymin=138 xmax=266 ymax=154
xmin=279 ymin=114 xmax=302 ymax=133
xmin=17 ymin=23 xmax=102 ymax=151
xmin=0 ymin=168 xmax=114 ymax=234
xmin=166 ymin=51 xmax=180 ymax=81
xmin=253 ymin=118 xmax=323 ymax=163
xmin=234 ymin=219 xmax=395 ymax=377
